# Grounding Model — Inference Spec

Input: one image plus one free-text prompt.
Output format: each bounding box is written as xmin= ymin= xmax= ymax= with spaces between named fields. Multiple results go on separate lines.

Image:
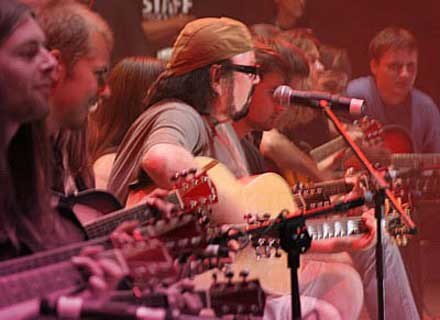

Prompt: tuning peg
xmin=221 ymin=305 xmax=230 ymax=315
xmin=224 ymin=269 xmax=234 ymax=285
xmin=236 ymin=305 xmax=245 ymax=315
xmin=239 ymin=269 xmax=249 ymax=283
xmin=250 ymin=304 xmax=260 ymax=315
xmin=212 ymin=272 xmax=218 ymax=285
xmin=198 ymin=215 xmax=210 ymax=226
xmin=243 ymin=213 xmax=256 ymax=224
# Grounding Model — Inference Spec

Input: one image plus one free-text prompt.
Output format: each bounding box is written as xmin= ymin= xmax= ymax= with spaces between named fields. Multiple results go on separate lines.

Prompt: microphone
xmin=40 ymin=296 xmax=174 ymax=320
xmin=273 ymin=85 xmax=366 ymax=115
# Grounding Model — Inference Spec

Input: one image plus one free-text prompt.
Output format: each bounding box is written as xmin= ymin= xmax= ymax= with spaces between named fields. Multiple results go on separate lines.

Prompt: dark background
xmin=219 ymin=0 xmax=440 ymax=105
xmin=92 ymin=0 xmax=440 ymax=105
xmin=299 ymin=0 xmax=440 ymax=105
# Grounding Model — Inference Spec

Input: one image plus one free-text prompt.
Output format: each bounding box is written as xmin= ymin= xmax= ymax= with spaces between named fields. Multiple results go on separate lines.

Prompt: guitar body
xmin=194 ymin=157 xmax=302 ymax=295
xmin=343 ymin=124 xmax=415 ymax=169
xmin=194 ymin=157 xmax=298 ymax=224
xmin=381 ymin=125 xmax=414 ymax=153
xmin=126 ymin=185 xmax=156 ymax=209
xmin=55 ymin=189 xmax=123 ymax=225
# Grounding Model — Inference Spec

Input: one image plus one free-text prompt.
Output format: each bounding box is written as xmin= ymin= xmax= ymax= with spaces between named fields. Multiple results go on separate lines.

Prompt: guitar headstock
xmin=354 ymin=116 xmax=383 ymax=147
xmin=385 ymin=199 xmax=416 ymax=246
xmin=170 ymin=169 xmax=218 ymax=219
xmin=209 ymin=269 xmax=266 ymax=317
xmin=122 ymin=213 xmax=230 ymax=287
xmin=120 ymin=238 xmax=178 ymax=288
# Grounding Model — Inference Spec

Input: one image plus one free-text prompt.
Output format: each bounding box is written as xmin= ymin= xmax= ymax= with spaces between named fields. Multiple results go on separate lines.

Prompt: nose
xmin=98 ymin=83 xmax=112 ymax=101
xmin=313 ymin=59 xmax=324 ymax=72
xmin=399 ymin=65 xmax=410 ymax=78
xmin=40 ymin=47 xmax=57 ymax=72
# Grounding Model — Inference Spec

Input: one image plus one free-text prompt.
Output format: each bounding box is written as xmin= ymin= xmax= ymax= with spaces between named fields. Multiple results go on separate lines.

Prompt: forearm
xmin=309 ymin=238 xmax=349 ymax=253
xmin=261 ymin=130 xmax=329 ymax=181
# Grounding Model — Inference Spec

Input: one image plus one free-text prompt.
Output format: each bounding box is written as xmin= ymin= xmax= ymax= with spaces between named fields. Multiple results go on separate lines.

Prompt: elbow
xmin=141 ymin=148 xmax=170 ymax=187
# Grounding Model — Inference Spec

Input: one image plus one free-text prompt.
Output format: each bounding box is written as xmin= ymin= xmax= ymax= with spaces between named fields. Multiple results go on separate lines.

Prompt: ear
xmin=50 ymin=49 xmax=67 ymax=85
xmin=370 ymin=59 xmax=378 ymax=77
xmin=209 ymin=64 xmax=223 ymax=96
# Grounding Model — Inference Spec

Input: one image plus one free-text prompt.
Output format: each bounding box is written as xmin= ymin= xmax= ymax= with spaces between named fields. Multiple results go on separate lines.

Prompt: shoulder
xmin=130 ymin=100 xmax=203 ymax=130
xmin=149 ymin=100 xmax=202 ymax=120
xmin=346 ymin=76 xmax=375 ymax=96
xmin=93 ymin=153 xmax=117 ymax=189
xmin=411 ymin=88 xmax=439 ymax=110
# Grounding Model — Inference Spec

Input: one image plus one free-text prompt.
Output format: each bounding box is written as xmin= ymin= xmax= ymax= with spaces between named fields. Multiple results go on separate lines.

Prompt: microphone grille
xmin=273 ymin=85 xmax=293 ymax=106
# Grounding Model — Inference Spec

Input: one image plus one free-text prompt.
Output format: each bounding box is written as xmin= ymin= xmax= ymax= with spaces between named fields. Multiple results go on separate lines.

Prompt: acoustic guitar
xmin=345 ymin=124 xmax=440 ymax=170
xmin=189 ymin=157 xmax=412 ymax=294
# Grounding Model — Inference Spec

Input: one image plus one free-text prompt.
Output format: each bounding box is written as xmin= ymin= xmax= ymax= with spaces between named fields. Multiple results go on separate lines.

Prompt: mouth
xmin=395 ymin=82 xmax=411 ymax=90
xmin=36 ymin=84 xmax=52 ymax=97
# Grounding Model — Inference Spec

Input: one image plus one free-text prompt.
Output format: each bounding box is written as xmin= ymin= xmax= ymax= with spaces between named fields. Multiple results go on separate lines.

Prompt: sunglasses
xmin=223 ymin=63 xmax=260 ymax=80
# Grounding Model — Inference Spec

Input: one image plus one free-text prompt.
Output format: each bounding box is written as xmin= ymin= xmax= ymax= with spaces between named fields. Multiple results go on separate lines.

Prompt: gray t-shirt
xmin=108 ymin=100 xmax=249 ymax=203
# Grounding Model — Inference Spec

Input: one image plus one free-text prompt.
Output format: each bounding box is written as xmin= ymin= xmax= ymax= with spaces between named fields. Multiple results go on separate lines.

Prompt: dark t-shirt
xmin=241 ymin=137 xmax=267 ymax=175
xmin=91 ymin=0 xmax=274 ymax=63
xmin=92 ymin=0 xmax=150 ymax=65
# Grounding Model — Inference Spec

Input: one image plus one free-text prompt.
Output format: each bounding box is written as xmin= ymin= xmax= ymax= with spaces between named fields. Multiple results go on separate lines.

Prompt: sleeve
xmin=141 ymin=105 xmax=206 ymax=155
xmin=422 ymin=100 xmax=440 ymax=153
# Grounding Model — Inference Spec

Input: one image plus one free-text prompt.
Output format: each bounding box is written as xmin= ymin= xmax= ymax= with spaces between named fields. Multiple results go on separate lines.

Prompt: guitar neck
xmin=293 ymin=179 xmax=353 ymax=209
xmin=83 ymin=189 xmax=186 ymax=240
xmin=82 ymin=203 xmax=157 ymax=239
xmin=0 ymin=260 xmax=85 ymax=308
xmin=310 ymin=136 xmax=347 ymax=163
xmin=0 ymin=236 xmax=111 ymax=277
xmin=391 ymin=153 xmax=440 ymax=168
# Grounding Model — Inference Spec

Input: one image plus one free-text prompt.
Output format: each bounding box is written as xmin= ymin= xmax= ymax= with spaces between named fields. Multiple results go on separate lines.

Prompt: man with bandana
xmin=108 ymin=17 xmax=260 ymax=202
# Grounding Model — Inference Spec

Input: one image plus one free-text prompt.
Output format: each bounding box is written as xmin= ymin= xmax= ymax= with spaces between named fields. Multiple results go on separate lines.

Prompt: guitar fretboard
xmin=83 ymin=189 xmax=185 ymax=240
xmin=0 ymin=237 xmax=110 ymax=277
xmin=310 ymin=136 xmax=347 ymax=163
xmin=83 ymin=204 xmax=155 ymax=239
xmin=391 ymin=153 xmax=440 ymax=168
xmin=293 ymin=179 xmax=353 ymax=209
xmin=0 ymin=260 xmax=85 ymax=308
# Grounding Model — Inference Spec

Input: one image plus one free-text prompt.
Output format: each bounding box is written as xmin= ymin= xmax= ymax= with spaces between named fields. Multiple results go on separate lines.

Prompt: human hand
xmin=346 ymin=208 xmax=377 ymax=252
xmin=72 ymin=245 xmax=129 ymax=297
xmin=141 ymin=188 xmax=178 ymax=218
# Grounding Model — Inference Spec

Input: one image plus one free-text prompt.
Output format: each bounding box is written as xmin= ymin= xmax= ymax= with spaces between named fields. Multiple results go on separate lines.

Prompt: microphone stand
xmin=317 ymin=100 xmax=416 ymax=320
xmin=257 ymin=197 xmax=366 ymax=320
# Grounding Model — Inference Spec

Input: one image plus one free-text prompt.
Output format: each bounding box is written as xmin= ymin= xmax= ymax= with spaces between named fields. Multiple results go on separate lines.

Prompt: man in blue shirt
xmin=347 ymin=27 xmax=440 ymax=153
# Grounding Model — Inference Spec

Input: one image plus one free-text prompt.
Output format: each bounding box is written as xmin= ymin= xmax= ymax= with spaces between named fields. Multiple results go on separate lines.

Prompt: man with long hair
xmin=108 ymin=17 xmax=260 ymax=205
xmin=0 ymin=0 xmax=58 ymax=259
xmin=37 ymin=0 xmax=114 ymax=193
